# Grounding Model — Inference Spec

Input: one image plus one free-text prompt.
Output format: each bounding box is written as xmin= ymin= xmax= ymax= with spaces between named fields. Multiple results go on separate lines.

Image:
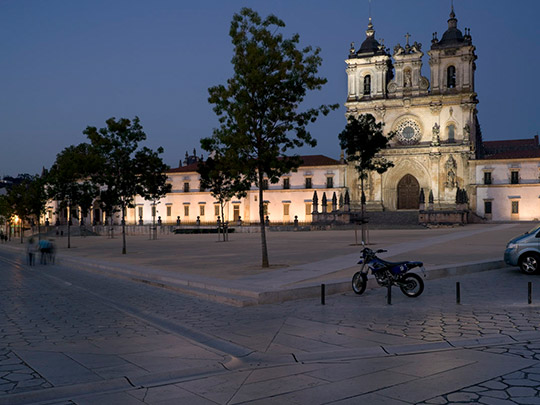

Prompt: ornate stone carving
xmin=393 ymin=44 xmax=405 ymax=56
xmin=403 ymin=98 xmax=411 ymax=109
xmin=430 ymin=101 xmax=442 ymax=114
xmin=419 ymin=76 xmax=430 ymax=90
xmin=387 ymin=82 xmax=397 ymax=93
xmin=444 ymin=155 xmax=457 ymax=189
xmin=375 ymin=61 xmax=387 ymax=71
xmin=463 ymin=123 xmax=471 ymax=144
xmin=374 ymin=105 xmax=386 ymax=120
xmin=431 ymin=123 xmax=440 ymax=146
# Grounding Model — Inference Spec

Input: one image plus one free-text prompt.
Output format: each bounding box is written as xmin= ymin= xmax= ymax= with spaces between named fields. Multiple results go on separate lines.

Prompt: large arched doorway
xmin=397 ymin=174 xmax=420 ymax=209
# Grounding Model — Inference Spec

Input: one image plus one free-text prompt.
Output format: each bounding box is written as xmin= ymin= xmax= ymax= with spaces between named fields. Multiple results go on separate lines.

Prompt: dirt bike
xmin=352 ymin=245 xmax=425 ymax=297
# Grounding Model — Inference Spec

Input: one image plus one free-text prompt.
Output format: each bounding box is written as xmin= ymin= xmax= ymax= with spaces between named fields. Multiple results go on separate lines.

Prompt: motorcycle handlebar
xmin=361 ymin=247 xmax=388 ymax=256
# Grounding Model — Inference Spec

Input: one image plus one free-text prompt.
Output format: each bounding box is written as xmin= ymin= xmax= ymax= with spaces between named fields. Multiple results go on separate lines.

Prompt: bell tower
xmin=428 ymin=5 xmax=476 ymax=95
xmin=345 ymin=18 xmax=392 ymax=102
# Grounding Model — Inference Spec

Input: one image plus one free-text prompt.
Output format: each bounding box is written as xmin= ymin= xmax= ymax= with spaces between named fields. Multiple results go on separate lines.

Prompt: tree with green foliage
xmin=47 ymin=143 xmax=100 ymax=248
xmin=197 ymin=155 xmax=249 ymax=240
xmin=202 ymin=7 xmax=337 ymax=267
xmin=4 ymin=175 xmax=48 ymax=243
xmin=338 ymin=114 xmax=395 ymax=241
xmin=24 ymin=174 xmax=49 ymax=240
xmin=84 ymin=116 xmax=169 ymax=254
xmin=135 ymin=146 xmax=172 ymax=239
xmin=0 ymin=194 xmax=13 ymax=239
xmin=7 ymin=181 xmax=31 ymax=243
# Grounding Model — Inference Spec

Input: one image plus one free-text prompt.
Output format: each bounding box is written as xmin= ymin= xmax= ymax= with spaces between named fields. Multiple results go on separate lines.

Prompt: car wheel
xmin=520 ymin=253 xmax=540 ymax=275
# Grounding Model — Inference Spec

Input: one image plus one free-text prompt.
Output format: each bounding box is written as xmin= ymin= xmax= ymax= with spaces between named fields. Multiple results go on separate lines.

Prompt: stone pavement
xmin=2 ymin=251 xmax=540 ymax=403
xmin=1 ymin=222 xmax=540 ymax=404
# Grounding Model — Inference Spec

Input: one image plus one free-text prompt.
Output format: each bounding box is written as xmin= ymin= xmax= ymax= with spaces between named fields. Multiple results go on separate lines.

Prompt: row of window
xmin=483 ymin=171 xmax=523 ymax=185
xmin=137 ymin=202 xmax=316 ymax=220
xmin=484 ymin=200 xmax=520 ymax=215
xmin=181 ymin=176 xmax=334 ymax=193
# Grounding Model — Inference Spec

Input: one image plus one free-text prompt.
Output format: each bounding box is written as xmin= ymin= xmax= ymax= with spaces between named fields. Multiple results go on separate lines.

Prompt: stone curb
xmin=49 ymin=254 xmax=510 ymax=306
xmin=0 ymin=244 xmax=510 ymax=306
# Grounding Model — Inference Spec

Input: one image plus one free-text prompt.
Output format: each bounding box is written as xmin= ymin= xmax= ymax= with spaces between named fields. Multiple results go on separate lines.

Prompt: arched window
xmin=447 ymin=66 xmax=456 ymax=88
xmin=363 ymin=75 xmax=371 ymax=95
xmin=447 ymin=124 xmax=455 ymax=142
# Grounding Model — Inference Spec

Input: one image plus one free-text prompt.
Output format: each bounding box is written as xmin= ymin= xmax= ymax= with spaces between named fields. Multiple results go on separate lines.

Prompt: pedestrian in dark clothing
xmin=27 ymin=237 xmax=36 ymax=266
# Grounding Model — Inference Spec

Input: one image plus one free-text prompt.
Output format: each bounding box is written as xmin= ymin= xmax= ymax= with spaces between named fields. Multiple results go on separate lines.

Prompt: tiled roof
xmin=482 ymin=150 xmax=540 ymax=160
xmin=483 ymin=136 xmax=540 ymax=160
xmin=166 ymin=155 xmax=342 ymax=174
xmin=166 ymin=162 xmax=199 ymax=173
xmin=298 ymin=155 xmax=342 ymax=167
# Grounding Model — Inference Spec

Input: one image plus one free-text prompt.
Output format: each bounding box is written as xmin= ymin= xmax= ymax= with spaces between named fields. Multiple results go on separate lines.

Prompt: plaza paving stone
xmin=1 ymin=223 xmax=540 ymax=403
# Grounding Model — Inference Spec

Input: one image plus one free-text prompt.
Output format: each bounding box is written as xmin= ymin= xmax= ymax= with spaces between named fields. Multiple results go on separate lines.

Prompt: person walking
xmin=26 ymin=237 xmax=36 ymax=266
xmin=39 ymin=239 xmax=49 ymax=265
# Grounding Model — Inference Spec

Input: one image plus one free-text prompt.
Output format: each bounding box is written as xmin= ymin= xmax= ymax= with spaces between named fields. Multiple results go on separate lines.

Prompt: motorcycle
xmin=352 ymin=245 xmax=425 ymax=297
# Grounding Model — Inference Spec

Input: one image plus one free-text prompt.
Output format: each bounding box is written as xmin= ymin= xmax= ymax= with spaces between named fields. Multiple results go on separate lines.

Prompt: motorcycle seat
xmin=378 ymin=259 xmax=423 ymax=268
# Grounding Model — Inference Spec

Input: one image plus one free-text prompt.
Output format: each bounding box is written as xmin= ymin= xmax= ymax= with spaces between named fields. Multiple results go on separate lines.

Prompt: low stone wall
xmin=419 ymin=210 xmax=468 ymax=225
xmin=42 ymin=224 xmax=310 ymax=236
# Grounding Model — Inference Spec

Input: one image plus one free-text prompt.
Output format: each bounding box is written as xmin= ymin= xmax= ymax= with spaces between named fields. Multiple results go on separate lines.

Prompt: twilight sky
xmin=1 ymin=0 xmax=539 ymax=176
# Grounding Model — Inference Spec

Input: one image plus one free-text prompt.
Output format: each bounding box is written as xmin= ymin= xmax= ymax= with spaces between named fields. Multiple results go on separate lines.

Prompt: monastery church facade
xmin=47 ymin=6 xmax=540 ymax=227
xmin=344 ymin=6 xmax=540 ymax=220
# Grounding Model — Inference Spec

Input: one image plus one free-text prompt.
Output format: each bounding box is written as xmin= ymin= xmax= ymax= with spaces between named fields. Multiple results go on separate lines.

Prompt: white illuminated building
xmin=128 ymin=155 xmax=346 ymax=225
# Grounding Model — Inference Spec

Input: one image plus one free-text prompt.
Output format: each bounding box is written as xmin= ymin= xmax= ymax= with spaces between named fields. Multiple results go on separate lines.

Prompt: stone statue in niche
xmin=404 ymin=70 xmax=412 ymax=87
xmin=463 ymin=124 xmax=471 ymax=143
xmin=431 ymin=123 xmax=440 ymax=146
xmin=444 ymin=155 xmax=457 ymax=189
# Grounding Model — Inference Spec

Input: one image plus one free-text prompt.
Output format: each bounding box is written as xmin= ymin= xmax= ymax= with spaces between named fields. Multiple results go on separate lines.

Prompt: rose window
xmin=396 ymin=119 xmax=421 ymax=145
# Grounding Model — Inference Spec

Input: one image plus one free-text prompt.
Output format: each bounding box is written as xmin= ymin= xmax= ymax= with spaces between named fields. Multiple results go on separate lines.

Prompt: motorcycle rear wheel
xmin=399 ymin=273 xmax=424 ymax=297
xmin=352 ymin=272 xmax=367 ymax=295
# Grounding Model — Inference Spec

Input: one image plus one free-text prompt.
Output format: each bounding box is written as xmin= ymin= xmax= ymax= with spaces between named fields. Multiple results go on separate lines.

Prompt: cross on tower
xmin=405 ymin=32 xmax=411 ymax=46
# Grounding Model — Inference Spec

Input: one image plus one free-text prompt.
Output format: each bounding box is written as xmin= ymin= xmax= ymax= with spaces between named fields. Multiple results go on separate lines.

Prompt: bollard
xmin=456 ymin=282 xmax=461 ymax=304
xmin=387 ymin=284 xmax=392 ymax=305
xmin=528 ymin=282 xmax=532 ymax=305
xmin=321 ymin=284 xmax=325 ymax=305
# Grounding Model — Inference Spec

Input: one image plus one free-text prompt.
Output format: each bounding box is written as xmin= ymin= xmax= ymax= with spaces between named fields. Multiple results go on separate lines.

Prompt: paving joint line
xmin=3 ymin=332 xmax=540 ymax=405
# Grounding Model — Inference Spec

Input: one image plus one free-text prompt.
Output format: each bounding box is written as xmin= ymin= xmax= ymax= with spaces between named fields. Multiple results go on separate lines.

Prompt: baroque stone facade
xmin=345 ymin=7 xmax=480 ymax=212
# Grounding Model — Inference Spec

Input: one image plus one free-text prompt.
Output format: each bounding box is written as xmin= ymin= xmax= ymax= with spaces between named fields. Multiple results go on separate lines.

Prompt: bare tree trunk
xmin=220 ymin=202 xmax=225 ymax=242
xmin=122 ymin=204 xmax=127 ymax=254
xmin=152 ymin=203 xmax=156 ymax=241
xmin=67 ymin=204 xmax=71 ymax=249
xmin=360 ymin=176 xmax=366 ymax=243
xmin=258 ymin=170 xmax=269 ymax=268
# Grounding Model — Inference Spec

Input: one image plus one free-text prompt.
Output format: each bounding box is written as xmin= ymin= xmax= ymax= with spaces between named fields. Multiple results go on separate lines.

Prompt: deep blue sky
xmin=1 ymin=0 xmax=539 ymax=176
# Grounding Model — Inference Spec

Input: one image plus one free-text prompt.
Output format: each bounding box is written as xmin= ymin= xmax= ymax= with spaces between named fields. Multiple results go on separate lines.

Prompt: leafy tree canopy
xmin=338 ymin=114 xmax=395 ymax=179
xmin=83 ymin=116 xmax=169 ymax=254
xmin=202 ymin=7 xmax=337 ymax=266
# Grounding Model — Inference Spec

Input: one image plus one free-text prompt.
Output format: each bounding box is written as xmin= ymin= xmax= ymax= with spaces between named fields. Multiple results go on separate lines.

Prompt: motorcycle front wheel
xmin=399 ymin=273 xmax=424 ymax=297
xmin=352 ymin=272 xmax=368 ymax=295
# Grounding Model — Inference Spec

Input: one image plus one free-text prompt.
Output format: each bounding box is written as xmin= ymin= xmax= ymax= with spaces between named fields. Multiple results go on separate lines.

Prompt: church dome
xmin=353 ymin=18 xmax=388 ymax=57
xmin=431 ymin=6 xmax=471 ymax=49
